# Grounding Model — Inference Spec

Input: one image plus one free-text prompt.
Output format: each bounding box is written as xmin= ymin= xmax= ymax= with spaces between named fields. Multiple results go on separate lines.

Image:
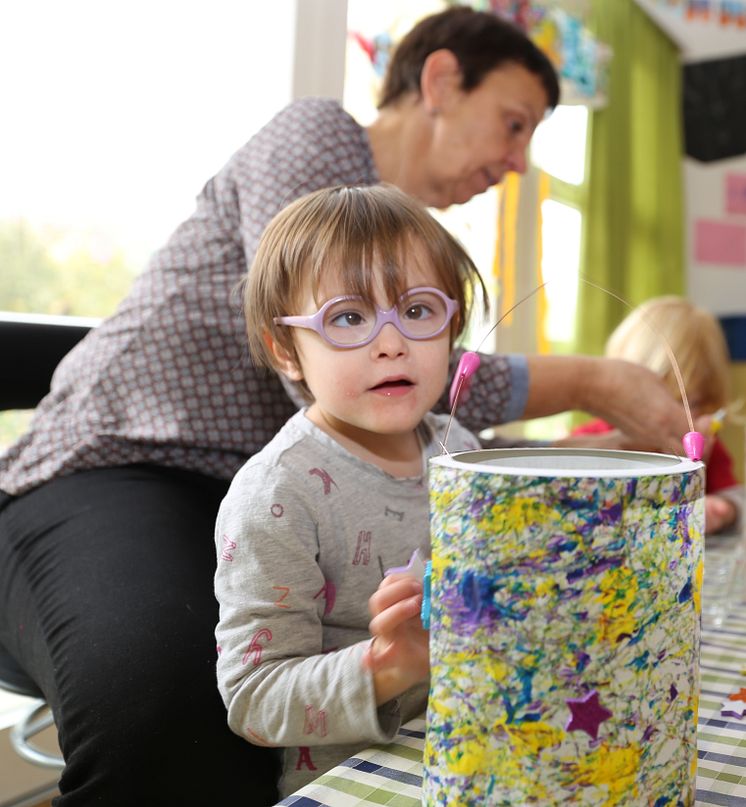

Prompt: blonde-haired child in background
xmin=572 ymin=295 xmax=742 ymax=534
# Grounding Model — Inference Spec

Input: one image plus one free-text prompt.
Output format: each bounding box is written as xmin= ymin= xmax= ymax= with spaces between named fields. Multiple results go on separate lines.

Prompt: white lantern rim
xmin=431 ymin=447 xmax=702 ymax=478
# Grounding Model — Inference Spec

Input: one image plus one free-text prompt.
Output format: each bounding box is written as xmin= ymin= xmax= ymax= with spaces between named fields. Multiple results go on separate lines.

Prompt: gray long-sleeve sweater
xmin=214 ymin=409 xmax=480 ymax=796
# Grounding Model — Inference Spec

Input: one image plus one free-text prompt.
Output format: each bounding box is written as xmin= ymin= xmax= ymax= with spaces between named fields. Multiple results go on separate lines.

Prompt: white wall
xmin=685 ymin=154 xmax=746 ymax=316
xmin=635 ymin=0 xmax=746 ymax=315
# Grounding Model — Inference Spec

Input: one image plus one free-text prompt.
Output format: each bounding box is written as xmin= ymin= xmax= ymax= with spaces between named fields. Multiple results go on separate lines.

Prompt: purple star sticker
xmin=565 ymin=690 xmax=613 ymax=740
xmin=385 ymin=548 xmax=425 ymax=580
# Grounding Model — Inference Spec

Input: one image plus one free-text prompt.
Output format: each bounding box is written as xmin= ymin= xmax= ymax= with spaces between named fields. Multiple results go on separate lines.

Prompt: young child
xmin=214 ymin=184 xmax=484 ymax=796
xmin=572 ymin=295 xmax=742 ymax=534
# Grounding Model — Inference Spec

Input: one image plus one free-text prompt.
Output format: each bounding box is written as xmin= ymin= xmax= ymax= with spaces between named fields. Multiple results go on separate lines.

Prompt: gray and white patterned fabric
xmin=0 ymin=98 xmax=519 ymax=496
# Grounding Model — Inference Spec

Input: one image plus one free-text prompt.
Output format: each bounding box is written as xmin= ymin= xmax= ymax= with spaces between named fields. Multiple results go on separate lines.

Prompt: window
xmin=0 ymin=1 xmax=298 ymax=450
xmin=512 ymin=103 xmax=589 ymax=442
xmin=532 ymin=104 xmax=589 ymax=349
xmin=0 ymin=1 xmax=296 ymax=320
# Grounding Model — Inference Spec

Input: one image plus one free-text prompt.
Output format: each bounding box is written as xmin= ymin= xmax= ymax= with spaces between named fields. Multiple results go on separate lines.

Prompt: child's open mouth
xmin=371 ymin=379 xmax=414 ymax=394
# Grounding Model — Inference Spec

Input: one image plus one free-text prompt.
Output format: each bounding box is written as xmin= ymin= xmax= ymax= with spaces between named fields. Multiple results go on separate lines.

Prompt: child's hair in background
xmin=605 ymin=295 xmax=731 ymax=413
xmin=244 ymin=183 xmax=489 ymax=375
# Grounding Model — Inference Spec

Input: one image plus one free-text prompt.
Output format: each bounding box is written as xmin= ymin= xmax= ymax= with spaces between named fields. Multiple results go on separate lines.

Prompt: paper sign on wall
xmin=695 ymin=219 xmax=746 ymax=266
xmin=726 ymin=173 xmax=746 ymax=215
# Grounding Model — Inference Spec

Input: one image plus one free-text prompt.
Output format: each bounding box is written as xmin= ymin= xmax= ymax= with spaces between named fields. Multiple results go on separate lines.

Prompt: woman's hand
xmin=362 ymin=573 xmax=429 ymax=705
xmin=525 ymin=356 xmax=700 ymax=454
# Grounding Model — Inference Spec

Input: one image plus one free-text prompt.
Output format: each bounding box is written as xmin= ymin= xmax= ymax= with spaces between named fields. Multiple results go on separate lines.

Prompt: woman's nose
xmin=506 ymin=145 xmax=528 ymax=175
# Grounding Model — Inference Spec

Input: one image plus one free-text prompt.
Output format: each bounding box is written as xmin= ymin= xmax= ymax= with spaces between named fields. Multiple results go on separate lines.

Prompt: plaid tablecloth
xmin=278 ymin=604 xmax=746 ymax=807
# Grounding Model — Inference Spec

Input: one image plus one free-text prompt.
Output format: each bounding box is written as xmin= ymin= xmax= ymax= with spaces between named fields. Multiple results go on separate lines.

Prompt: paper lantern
xmin=424 ymin=448 xmax=703 ymax=806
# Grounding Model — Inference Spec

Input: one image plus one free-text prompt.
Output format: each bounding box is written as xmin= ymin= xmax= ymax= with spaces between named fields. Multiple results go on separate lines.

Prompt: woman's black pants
xmin=0 ymin=464 xmax=280 ymax=806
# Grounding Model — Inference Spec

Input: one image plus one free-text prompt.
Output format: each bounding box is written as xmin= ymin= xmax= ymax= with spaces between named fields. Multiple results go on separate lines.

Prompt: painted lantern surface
xmin=425 ymin=448 xmax=704 ymax=806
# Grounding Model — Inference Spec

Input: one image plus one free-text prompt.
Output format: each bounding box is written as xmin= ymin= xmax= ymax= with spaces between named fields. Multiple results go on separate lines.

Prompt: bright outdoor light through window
xmin=541 ymin=199 xmax=581 ymax=343
xmin=0 ymin=1 xmax=295 ymax=319
xmin=532 ymin=105 xmax=589 ymax=185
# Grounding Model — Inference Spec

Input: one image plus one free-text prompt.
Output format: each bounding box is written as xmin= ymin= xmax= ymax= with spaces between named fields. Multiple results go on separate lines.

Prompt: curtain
xmin=575 ymin=0 xmax=685 ymax=357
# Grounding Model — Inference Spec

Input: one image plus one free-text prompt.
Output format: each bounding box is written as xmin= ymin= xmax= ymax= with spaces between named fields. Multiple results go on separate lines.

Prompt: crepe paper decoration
xmin=727 ymin=174 xmax=746 ymax=215
xmin=348 ymin=30 xmax=392 ymax=78
xmin=687 ymin=0 xmax=746 ymax=24
xmin=651 ymin=1 xmax=746 ymax=26
xmin=423 ymin=447 xmax=702 ymax=806
xmin=565 ymin=691 xmax=613 ymax=740
xmin=721 ymin=0 xmax=746 ymax=25
xmin=694 ymin=219 xmax=746 ymax=266
xmin=467 ymin=1 xmax=540 ymax=31
xmin=688 ymin=0 xmax=714 ymax=18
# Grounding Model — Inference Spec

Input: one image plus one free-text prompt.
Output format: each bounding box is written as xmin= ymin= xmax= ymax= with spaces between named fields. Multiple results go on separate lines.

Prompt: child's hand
xmin=705 ymin=493 xmax=738 ymax=534
xmin=362 ymin=573 xmax=429 ymax=704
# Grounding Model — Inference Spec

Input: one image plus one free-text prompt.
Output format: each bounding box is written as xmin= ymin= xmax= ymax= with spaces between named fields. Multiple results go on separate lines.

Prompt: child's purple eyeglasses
xmin=274 ymin=286 xmax=459 ymax=349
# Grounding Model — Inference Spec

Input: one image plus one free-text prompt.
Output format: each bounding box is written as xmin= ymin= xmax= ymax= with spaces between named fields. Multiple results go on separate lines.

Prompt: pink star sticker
xmin=565 ymin=690 xmax=613 ymax=740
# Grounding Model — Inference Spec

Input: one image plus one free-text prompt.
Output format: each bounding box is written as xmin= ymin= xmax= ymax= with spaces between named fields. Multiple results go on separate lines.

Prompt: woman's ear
xmin=263 ymin=331 xmax=304 ymax=382
xmin=420 ymin=49 xmax=462 ymax=115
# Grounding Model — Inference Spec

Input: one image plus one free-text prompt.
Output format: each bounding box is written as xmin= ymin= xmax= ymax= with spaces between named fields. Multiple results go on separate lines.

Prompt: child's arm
xmin=706 ymin=488 xmax=742 ymax=534
xmin=214 ymin=461 xmax=403 ymax=750
xmin=362 ymin=573 xmax=429 ymax=705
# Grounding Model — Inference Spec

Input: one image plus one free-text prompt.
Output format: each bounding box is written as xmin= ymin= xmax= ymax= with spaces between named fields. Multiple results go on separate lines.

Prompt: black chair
xmin=0 ymin=312 xmax=94 ymax=409
xmin=0 ymin=312 xmax=94 ymax=770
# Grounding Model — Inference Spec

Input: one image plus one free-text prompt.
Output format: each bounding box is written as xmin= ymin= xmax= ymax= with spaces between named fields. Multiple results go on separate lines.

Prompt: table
xmin=278 ymin=602 xmax=746 ymax=807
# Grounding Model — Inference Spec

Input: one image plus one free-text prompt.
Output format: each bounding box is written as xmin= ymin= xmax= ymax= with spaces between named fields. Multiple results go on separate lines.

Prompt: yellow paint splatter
xmin=596 ymin=566 xmax=638 ymax=644
xmin=507 ymin=721 xmax=564 ymax=756
xmin=477 ymin=497 xmax=557 ymax=535
xmin=570 ymin=744 xmax=641 ymax=806
xmin=534 ymin=577 xmax=557 ymax=598
xmin=430 ymin=488 xmax=460 ymax=511
xmin=445 ymin=736 xmax=490 ymax=776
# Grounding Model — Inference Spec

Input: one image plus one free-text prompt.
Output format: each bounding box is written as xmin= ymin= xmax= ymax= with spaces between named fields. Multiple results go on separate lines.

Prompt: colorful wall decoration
xmin=425 ymin=447 xmax=703 ymax=805
xmin=348 ymin=1 xmax=610 ymax=108
xmin=650 ymin=0 xmax=746 ymax=26
xmin=470 ymin=2 xmax=611 ymax=104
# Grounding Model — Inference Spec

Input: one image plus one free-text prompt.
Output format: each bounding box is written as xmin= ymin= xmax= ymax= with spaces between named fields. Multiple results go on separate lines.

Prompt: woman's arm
xmin=443 ymin=350 xmax=695 ymax=454
xmin=524 ymin=355 xmax=696 ymax=453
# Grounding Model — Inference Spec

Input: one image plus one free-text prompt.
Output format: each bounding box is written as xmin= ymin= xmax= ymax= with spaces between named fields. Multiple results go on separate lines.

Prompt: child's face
xmin=280 ymin=250 xmax=454 ymax=442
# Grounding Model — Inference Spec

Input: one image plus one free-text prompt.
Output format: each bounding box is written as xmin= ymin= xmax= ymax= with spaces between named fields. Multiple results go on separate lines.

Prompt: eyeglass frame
xmin=273 ymin=286 xmax=460 ymax=349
